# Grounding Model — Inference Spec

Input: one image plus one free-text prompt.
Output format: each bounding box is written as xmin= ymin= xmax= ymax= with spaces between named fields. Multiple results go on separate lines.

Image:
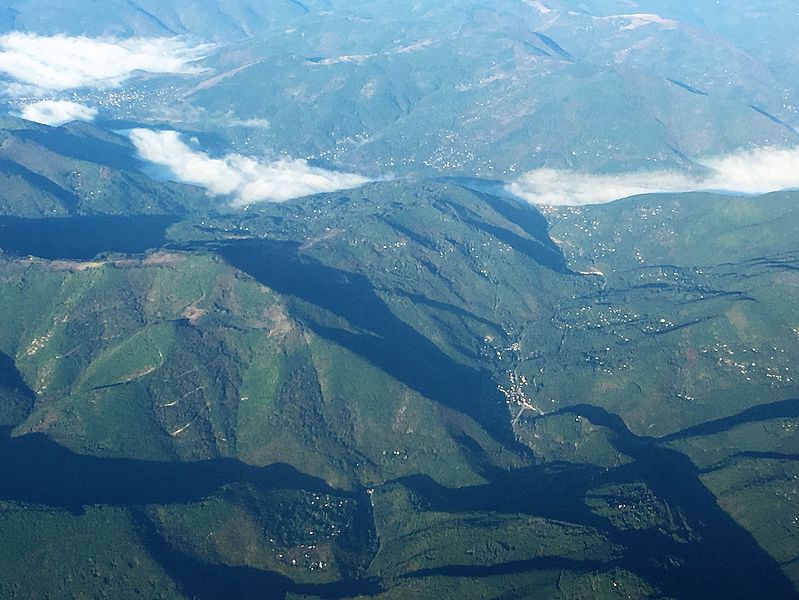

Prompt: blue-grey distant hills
xmin=0 ymin=0 xmax=797 ymax=180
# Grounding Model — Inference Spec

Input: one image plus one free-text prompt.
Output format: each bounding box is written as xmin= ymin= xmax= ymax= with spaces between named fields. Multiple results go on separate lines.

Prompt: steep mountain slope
xmin=0 ymin=118 xmax=207 ymax=217
xmin=1 ymin=173 xmax=798 ymax=597
xmin=0 ymin=121 xmax=797 ymax=597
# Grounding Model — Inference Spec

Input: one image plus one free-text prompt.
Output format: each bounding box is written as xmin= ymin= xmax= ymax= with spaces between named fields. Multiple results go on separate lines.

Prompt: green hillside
xmin=0 ymin=2 xmax=797 ymax=596
xmin=0 ymin=163 xmax=798 ymax=597
xmin=0 ymin=118 xmax=208 ymax=217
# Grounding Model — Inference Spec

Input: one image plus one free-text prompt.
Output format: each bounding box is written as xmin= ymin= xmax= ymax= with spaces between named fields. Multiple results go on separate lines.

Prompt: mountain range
xmin=1 ymin=0 xmax=797 ymax=183
xmin=0 ymin=119 xmax=797 ymax=598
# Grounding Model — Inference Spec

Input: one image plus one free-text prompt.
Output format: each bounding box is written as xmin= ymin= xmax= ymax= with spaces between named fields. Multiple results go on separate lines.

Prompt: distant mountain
xmin=2 ymin=1 xmax=797 ymax=180
xmin=160 ymin=0 xmax=799 ymax=177
xmin=0 ymin=0 xmax=327 ymax=40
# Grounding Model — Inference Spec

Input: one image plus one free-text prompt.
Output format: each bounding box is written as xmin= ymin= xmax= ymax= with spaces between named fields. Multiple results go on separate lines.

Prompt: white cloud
xmin=509 ymin=147 xmax=799 ymax=205
xmin=226 ymin=116 xmax=271 ymax=129
xmin=129 ymin=129 xmax=370 ymax=205
xmin=19 ymin=100 xmax=98 ymax=125
xmin=0 ymin=33 xmax=212 ymax=94
xmin=594 ymin=14 xmax=679 ymax=31
xmin=524 ymin=0 xmax=553 ymax=14
xmin=140 ymin=105 xmax=270 ymax=129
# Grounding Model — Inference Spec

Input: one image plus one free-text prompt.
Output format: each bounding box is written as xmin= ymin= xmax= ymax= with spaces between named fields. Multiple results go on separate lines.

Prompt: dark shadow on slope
xmin=0 ymin=427 xmax=352 ymax=512
xmin=761 ymin=258 xmax=799 ymax=272
xmin=432 ymin=189 xmax=573 ymax=274
xmin=391 ymin=404 xmax=799 ymax=599
xmin=434 ymin=176 xmax=523 ymax=202
xmin=134 ymin=511 xmax=383 ymax=600
xmin=212 ymin=239 xmax=514 ymax=442
xmin=0 ymin=215 xmax=178 ymax=260
xmin=13 ymin=127 xmax=141 ymax=172
xmin=606 ymin=443 xmax=795 ymax=599
xmin=0 ymin=352 xmax=34 ymax=400
xmin=652 ymin=316 xmax=717 ymax=335
xmin=125 ymin=0 xmax=181 ymax=36
xmin=385 ymin=219 xmax=439 ymax=252
xmin=749 ymin=105 xmax=799 ymax=136
xmin=660 ymin=398 xmax=799 ymax=442
xmin=468 ymin=216 xmax=573 ymax=274
xmin=532 ymin=32 xmax=573 ymax=61
xmin=404 ymin=556 xmax=612 ymax=579
xmin=287 ymin=0 xmax=311 ymax=14
xmin=0 ymin=158 xmax=81 ymax=211
xmin=476 ymin=192 xmax=560 ymax=253
xmin=0 ymin=352 xmax=35 ymax=424
xmin=397 ymin=463 xmax=607 ymax=531
xmin=548 ymin=404 xmax=799 ymax=599
xmin=701 ymin=450 xmax=799 ymax=474
xmin=524 ymin=41 xmax=551 ymax=57
xmin=732 ymin=450 xmax=799 ymax=461
xmin=0 ymin=427 xmax=381 ymax=597
xmin=666 ymin=78 xmax=708 ymax=96
xmin=391 ymin=290 xmax=502 ymax=331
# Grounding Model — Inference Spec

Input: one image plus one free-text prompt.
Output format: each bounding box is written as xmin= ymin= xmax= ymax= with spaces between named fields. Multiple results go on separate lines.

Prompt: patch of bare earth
xmin=266 ymin=304 xmax=293 ymax=339
xmin=183 ymin=304 xmax=207 ymax=324
xmin=143 ymin=252 xmax=186 ymax=267
xmin=300 ymin=228 xmax=345 ymax=251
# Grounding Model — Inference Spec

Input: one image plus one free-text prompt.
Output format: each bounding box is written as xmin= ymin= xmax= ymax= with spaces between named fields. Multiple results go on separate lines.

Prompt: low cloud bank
xmin=0 ymin=33 xmax=211 ymax=94
xmin=226 ymin=116 xmax=271 ymax=129
xmin=509 ymin=147 xmax=799 ymax=205
xmin=130 ymin=129 xmax=370 ymax=205
xmin=19 ymin=100 xmax=98 ymax=125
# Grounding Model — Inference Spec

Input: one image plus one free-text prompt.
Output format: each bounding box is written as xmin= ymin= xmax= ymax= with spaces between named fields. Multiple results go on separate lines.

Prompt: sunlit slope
xmin=0 ymin=176 xmax=798 ymax=597
xmin=0 ymin=118 xmax=207 ymax=217
xmin=538 ymin=192 xmax=799 ymax=435
xmin=187 ymin=183 xmax=799 ymax=439
xmin=0 ymin=251 xmax=511 ymax=490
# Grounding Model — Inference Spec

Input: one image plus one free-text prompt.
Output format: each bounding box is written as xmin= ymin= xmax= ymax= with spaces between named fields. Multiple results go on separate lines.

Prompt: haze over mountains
xmin=0 ymin=2 xmax=798 ymax=599
xmin=0 ymin=0 xmax=798 ymax=204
